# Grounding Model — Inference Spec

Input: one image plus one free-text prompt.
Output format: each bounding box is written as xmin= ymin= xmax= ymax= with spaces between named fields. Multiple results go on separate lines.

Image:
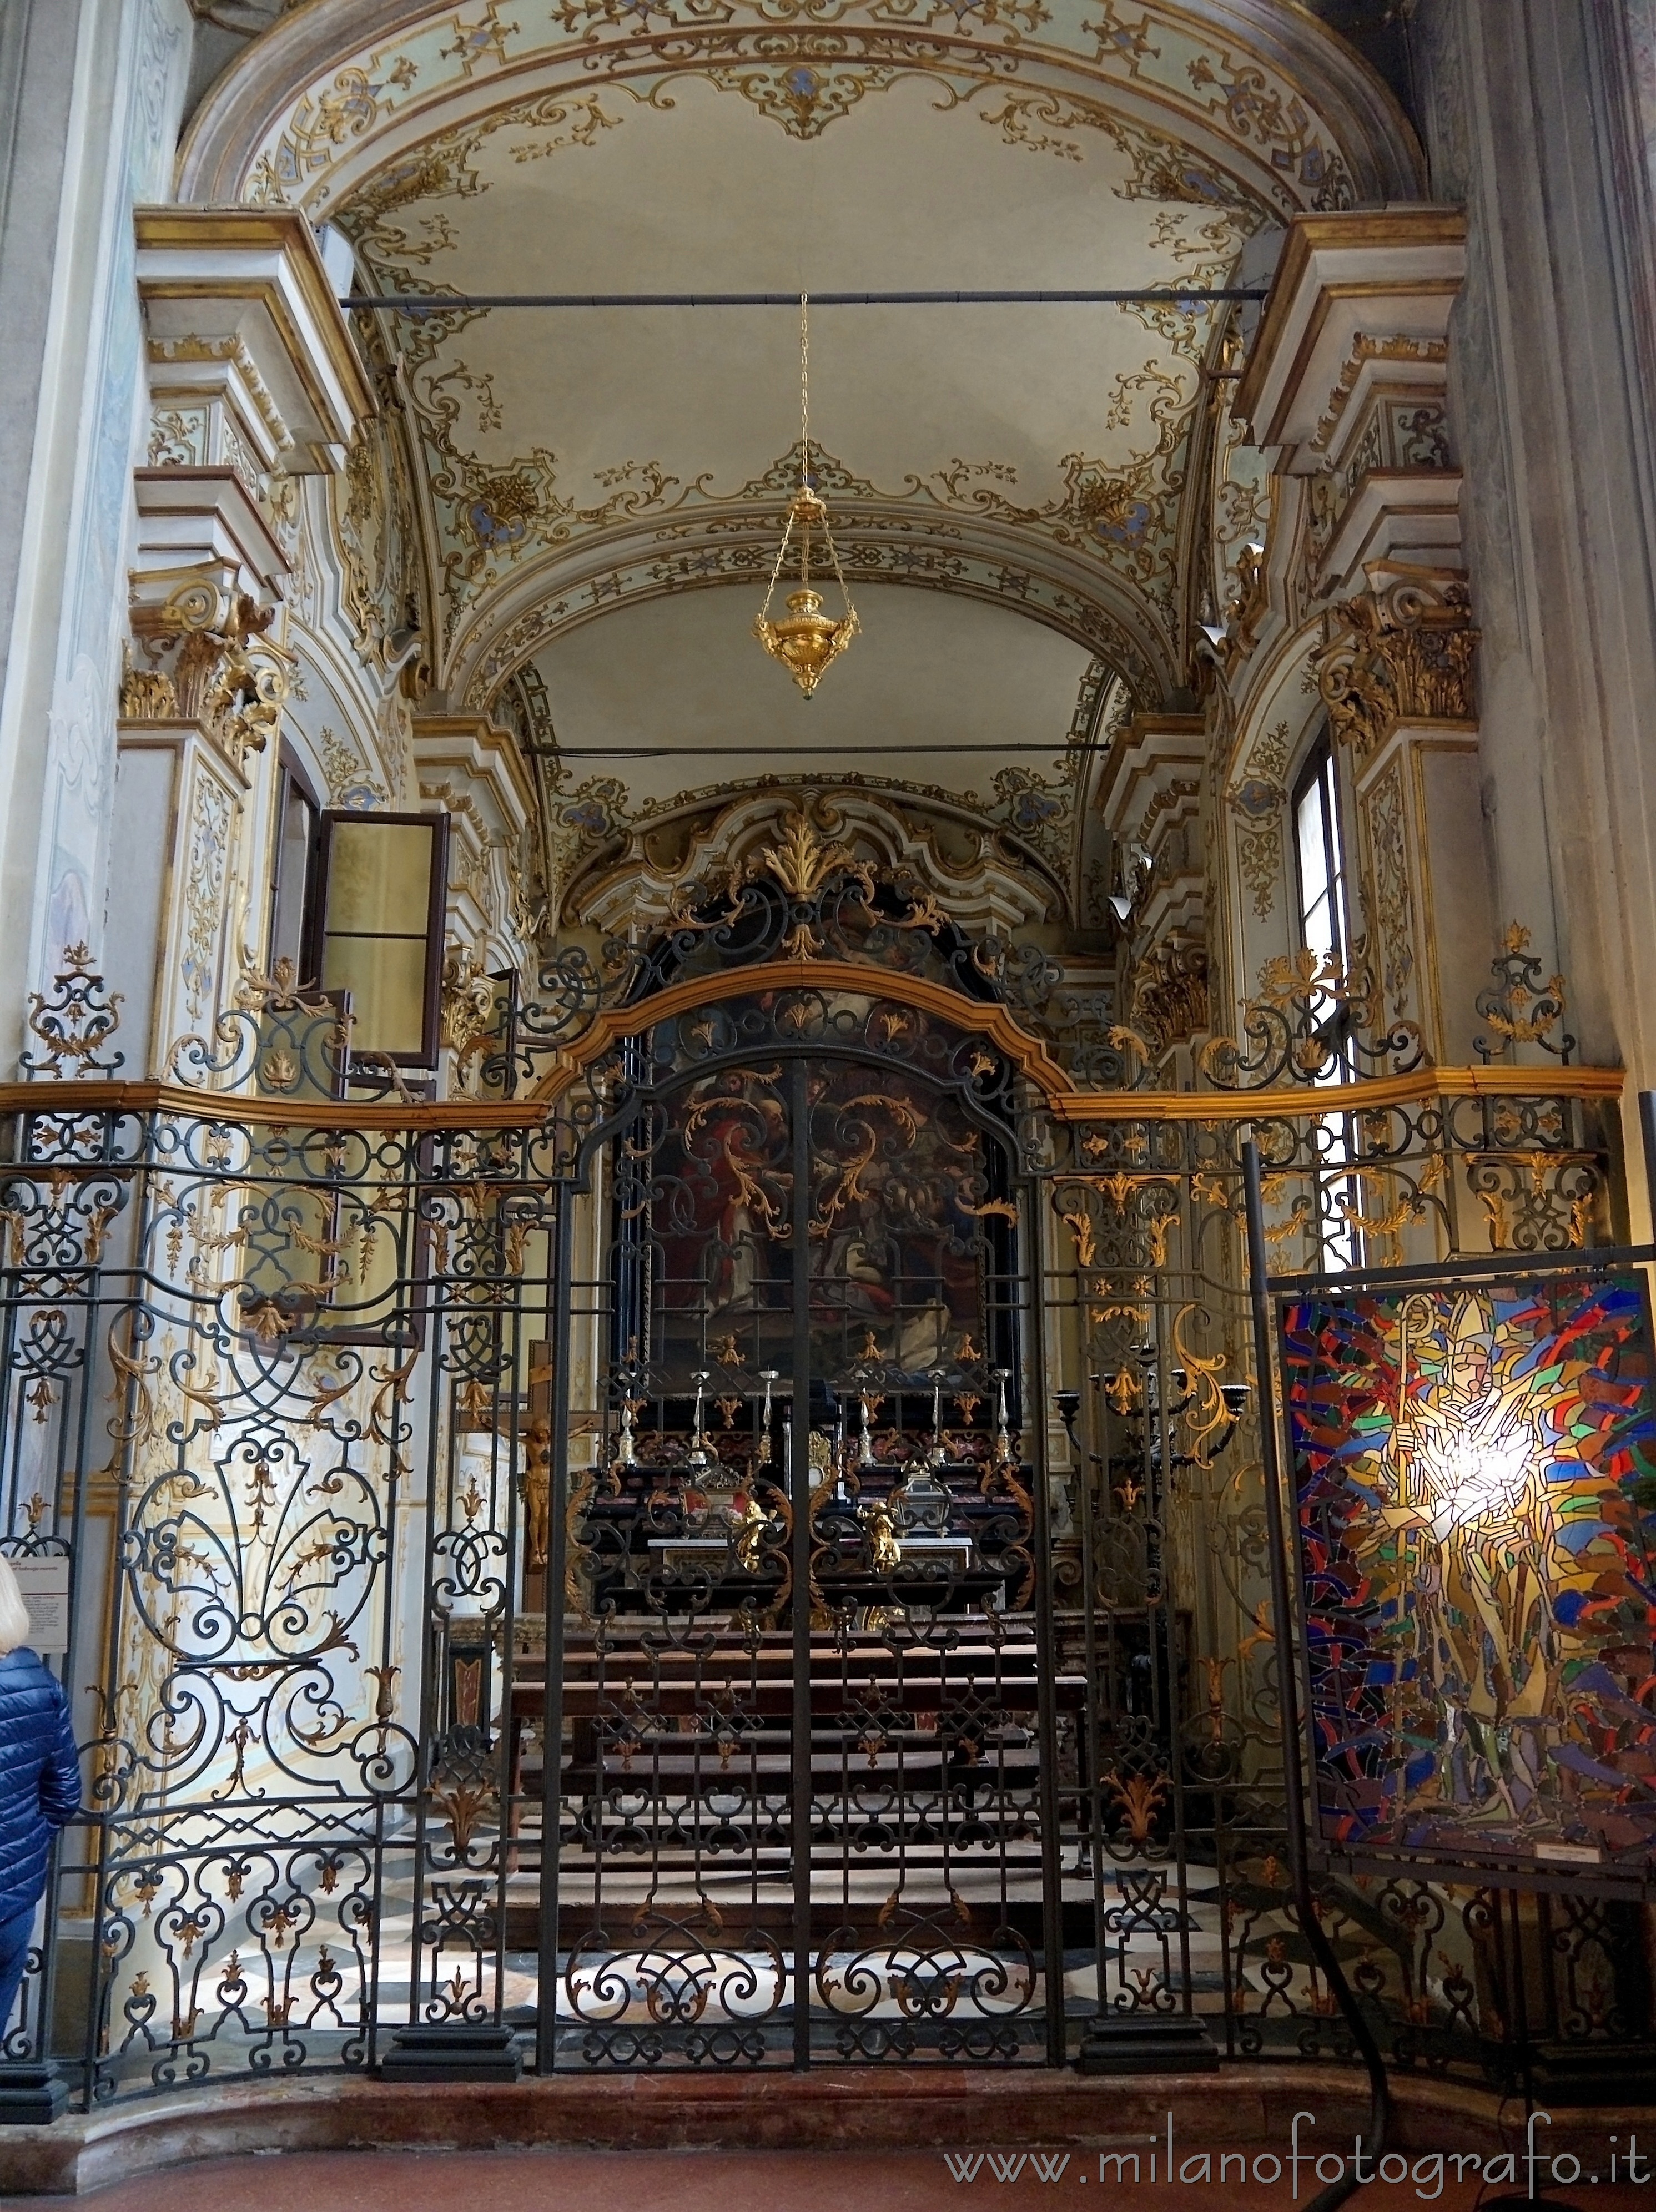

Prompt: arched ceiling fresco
xmin=178 ymin=0 xmax=1421 ymax=921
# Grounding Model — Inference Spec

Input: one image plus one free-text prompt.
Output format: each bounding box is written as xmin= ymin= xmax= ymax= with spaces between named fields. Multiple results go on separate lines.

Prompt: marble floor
xmin=2 ymin=2144 xmax=1649 ymax=2212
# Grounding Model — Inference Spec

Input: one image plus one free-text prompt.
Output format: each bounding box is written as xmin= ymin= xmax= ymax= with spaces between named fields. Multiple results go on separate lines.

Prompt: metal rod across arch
xmin=342 ymin=287 xmax=1268 ymax=311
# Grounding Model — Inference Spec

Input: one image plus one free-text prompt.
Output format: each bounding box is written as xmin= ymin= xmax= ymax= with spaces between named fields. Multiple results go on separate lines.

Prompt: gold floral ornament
xmin=753 ymin=295 xmax=858 ymax=697
xmin=1473 ymin=922 xmax=1574 ymax=1064
xmin=22 ymin=945 xmax=123 ymax=1079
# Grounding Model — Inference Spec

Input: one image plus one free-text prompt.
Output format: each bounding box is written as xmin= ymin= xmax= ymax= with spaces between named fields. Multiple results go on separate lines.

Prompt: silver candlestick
xmin=757 ymin=1369 xmax=778 ymax=1466
xmin=613 ymin=1392 xmax=640 ymax=1469
xmin=687 ymin=1370 xmax=713 ymax=1475
xmin=859 ymin=1391 xmax=879 ymax=1469
xmin=992 ymin=1367 xmax=1014 ymax=1465
xmin=926 ymin=1368 xmax=950 ymax=1472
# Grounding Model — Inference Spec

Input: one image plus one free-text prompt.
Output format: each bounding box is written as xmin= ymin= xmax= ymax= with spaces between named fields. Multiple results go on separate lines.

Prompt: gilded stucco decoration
xmin=376 ymin=691 xmax=416 ymax=802
xmin=331 ymin=340 xmax=426 ymax=673
xmin=565 ymin=784 xmax=1067 ymax=939
xmin=556 ymin=770 xmax=1076 ymax=934
xmin=441 ymin=940 xmax=501 ymax=1092
xmin=179 ymin=765 xmax=238 ymax=1025
xmin=1363 ymin=755 xmax=1415 ymax=1017
xmin=318 ymin=727 xmax=391 ymax=810
xmin=124 ymin=580 xmax=291 ymax=773
xmin=1205 ymin=399 xmax=1271 ymax=636
xmin=1127 ymin=939 xmax=1209 ymax=1056
xmin=1225 ymin=714 xmax=1290 ymax=921
xmin=1316 ymin=567 xmax=1477 ymax=767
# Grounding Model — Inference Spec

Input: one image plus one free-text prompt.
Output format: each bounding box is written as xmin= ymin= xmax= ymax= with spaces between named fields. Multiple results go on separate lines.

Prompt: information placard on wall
xmin=10 ymin=1555 xmax=71 ymax=1655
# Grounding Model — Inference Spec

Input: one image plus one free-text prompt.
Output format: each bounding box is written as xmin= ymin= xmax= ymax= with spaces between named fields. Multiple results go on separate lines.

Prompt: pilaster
xmin=113 ymin=202 xmax=375 ymax=1074
xmin=413 ymin=711 xmax=541 ymax=1091
xmin=1230 ymin=206 xmax=1489 ymax=1061
xmin=1091 ymin=712 xmax=1209 ymax=1072
xmin=110 ymin=720 xmax=251 ymax=1074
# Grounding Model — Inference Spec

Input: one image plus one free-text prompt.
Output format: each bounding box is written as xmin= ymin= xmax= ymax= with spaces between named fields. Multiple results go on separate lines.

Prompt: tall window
xmin=1292 ymin=731 xmax=1351 ymax=974
xmin=268 ymin=749 xmax=321 ymax=977
xmin=1291 ymin=729 xmax=1360 ymax=1268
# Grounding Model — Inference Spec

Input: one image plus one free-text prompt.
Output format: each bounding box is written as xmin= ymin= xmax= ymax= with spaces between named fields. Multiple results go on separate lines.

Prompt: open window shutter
xmin=308 ymin=810 xmax=449 ymax=1066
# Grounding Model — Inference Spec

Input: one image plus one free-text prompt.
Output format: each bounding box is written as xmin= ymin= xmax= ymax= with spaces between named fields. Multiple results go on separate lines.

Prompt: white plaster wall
xmin=0 ymin=0 xmax=191 ymax=1070
xmin=105 ymin=737 xmax=179 ymax=1071
xmin=1416 ymin=0 xmax=1656 ymax=1215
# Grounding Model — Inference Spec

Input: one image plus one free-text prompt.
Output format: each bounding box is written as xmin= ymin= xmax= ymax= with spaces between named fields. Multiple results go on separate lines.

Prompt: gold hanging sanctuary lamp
xmin=753 ymin=294 xmax=859 ymax=698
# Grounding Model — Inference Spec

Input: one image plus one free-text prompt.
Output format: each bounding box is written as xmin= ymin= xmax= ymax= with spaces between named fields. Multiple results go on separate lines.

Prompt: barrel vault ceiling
xmin=182 ymin=0 xmax=1422 ymax=924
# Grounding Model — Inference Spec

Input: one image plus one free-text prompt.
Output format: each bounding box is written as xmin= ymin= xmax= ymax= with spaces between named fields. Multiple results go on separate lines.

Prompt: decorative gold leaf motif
xmin=752 ymin=809 xmax=862 ymax=903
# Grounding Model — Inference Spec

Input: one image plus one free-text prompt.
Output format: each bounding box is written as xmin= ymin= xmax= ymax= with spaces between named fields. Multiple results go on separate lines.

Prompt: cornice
xmin=1235 ymin=206 xmax=1467 ymax=456
xmin=1047 ymin=1063 xmax=1625 ymax=1124
xmin=0 ymin=1081 xmax=545 ymax=1131
xmin=412 ymin=712 xmax=539 ymax=835
xmin=134 ymin=204 xmax=376 ymax=444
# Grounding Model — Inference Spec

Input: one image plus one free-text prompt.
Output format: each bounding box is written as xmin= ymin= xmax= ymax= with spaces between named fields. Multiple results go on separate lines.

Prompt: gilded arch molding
xmin=178 ymin=2 xmax=1422 ymax=216
xmin=445 ymin=486 xmax=1174 ymax=712
xmin=524 ymin=955 xmax=1083 ymax=1106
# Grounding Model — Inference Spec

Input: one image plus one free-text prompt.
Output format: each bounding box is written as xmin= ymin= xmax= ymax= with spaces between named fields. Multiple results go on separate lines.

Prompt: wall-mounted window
xmin=1291 ymin=729 xmax=1352 ymax=974
xmin=306 ymin=810 xmax=449 ymax=1067
xmin=1291 ymin=726 xmax=1363 ymax=1267
xmin=268 ymin=749 xmax=321 ymax=976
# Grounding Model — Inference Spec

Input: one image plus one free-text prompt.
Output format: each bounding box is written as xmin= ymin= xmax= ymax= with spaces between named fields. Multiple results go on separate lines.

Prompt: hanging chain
xmin=798 ymin=293 xmax=814 ymax=588
xmin=759 ymin=507 xmax=796 ymax=621
xmin=808 ymin=288 xmax=855 ymax=623
xmin=757 ymin=287 xmax=857 ymax=631
xmin=757 ymin=294 xmax=810 ymax=620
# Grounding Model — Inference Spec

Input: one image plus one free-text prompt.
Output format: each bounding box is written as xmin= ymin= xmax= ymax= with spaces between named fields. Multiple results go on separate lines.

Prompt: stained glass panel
xmin=1281 ymin=1272 xmax=1656 ymax=1882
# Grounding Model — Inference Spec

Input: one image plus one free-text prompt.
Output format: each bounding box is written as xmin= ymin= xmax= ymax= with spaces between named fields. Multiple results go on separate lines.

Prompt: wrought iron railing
xmin=0 ymin=907 xmax=1643 ymax=2107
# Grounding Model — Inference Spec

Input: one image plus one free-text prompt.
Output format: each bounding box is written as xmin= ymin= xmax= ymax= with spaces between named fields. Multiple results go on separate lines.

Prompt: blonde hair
xmin=0 ymin=1556 xmax=33 ymax=1655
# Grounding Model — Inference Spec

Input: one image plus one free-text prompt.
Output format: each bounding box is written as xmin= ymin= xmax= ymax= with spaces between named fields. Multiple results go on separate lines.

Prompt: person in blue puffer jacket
xmin=0 ymin=1554 xmax=80 ymax=2035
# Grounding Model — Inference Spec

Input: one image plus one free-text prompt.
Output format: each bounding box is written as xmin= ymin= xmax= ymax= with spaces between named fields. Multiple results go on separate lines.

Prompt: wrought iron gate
xmin=525 ymin=1015 xmax=1061 ymax=2068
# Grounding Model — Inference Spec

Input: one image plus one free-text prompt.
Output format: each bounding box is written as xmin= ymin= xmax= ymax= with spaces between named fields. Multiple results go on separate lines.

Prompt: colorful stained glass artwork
xmin=1281 ymin=1274 xmax=1656 ymax=1879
